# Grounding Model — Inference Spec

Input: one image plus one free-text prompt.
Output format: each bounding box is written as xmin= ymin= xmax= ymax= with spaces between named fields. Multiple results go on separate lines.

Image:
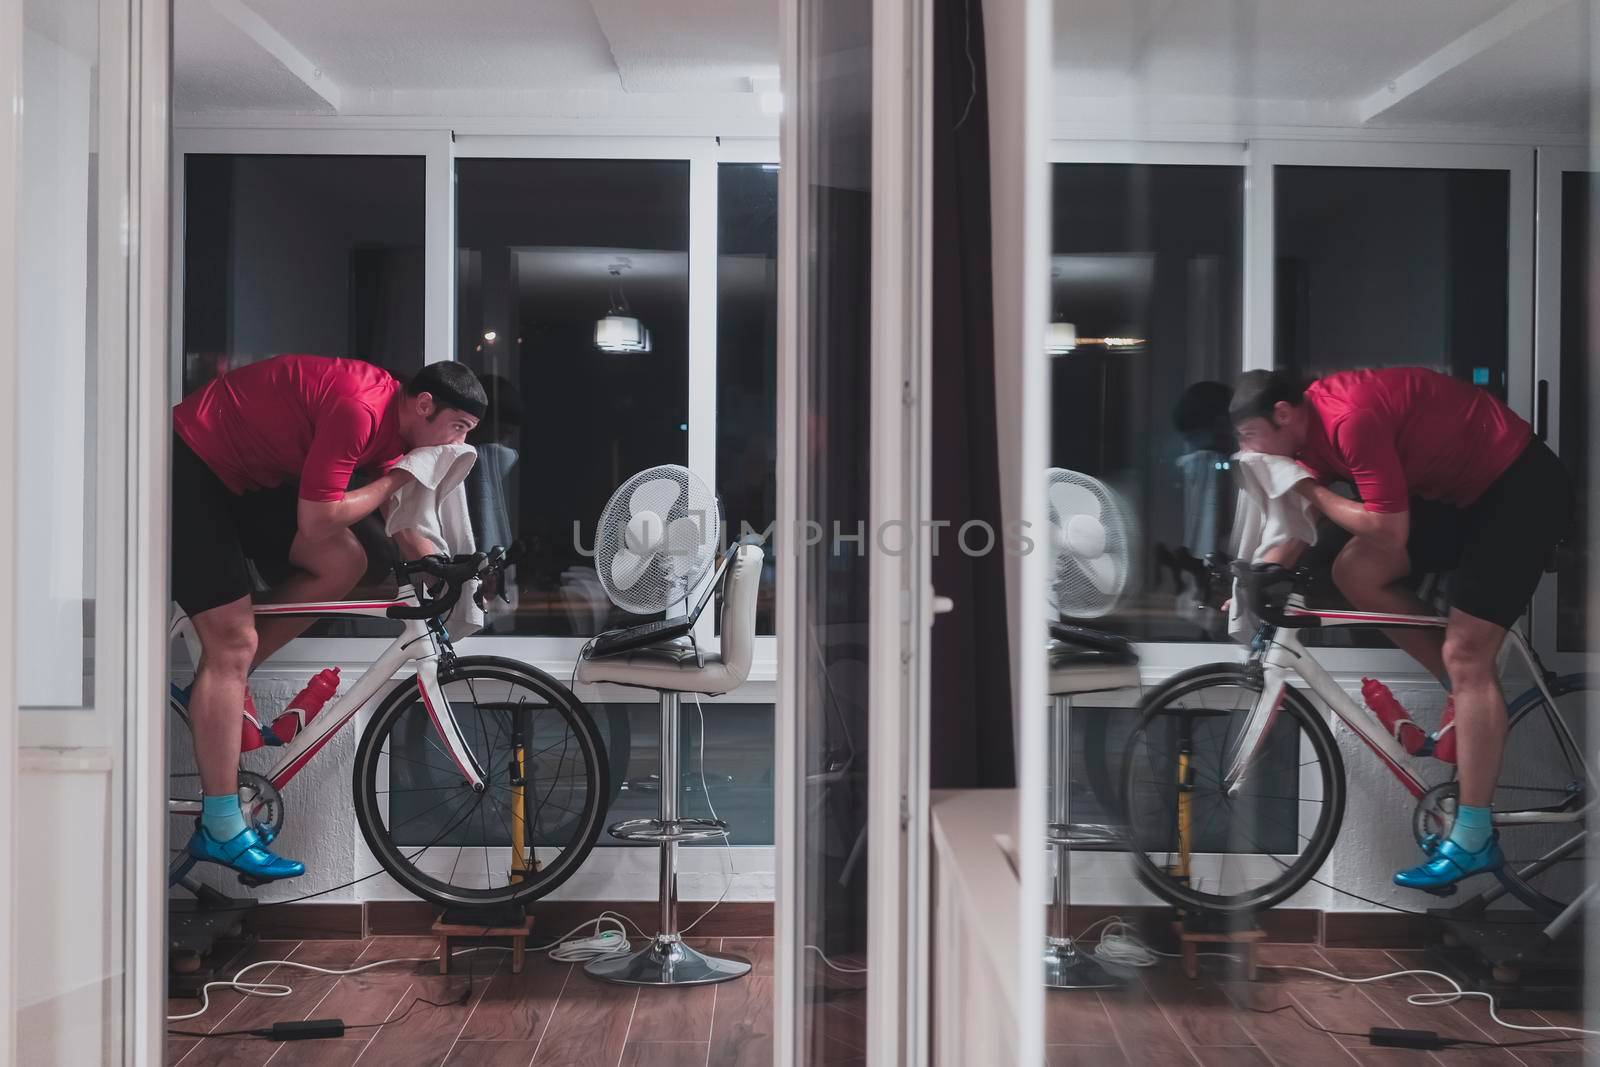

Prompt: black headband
xmin=424 ymin=383 xmax=487 ymax=420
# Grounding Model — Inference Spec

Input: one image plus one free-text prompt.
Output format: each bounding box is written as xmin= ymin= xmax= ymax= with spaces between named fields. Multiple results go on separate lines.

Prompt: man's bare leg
xmin=251 ymin=528 xmax=368 ymax=667
xmin=1441 ymin=609 xmax=1509 ymax=808
xmin=1331 ymin=536 xmax=1448 ymax=684
xmin=189 ymin=594 xmax=257 ymax=796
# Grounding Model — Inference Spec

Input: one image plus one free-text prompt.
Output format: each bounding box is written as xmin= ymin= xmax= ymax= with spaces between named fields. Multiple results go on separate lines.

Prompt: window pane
xmin=717 ymin=163 xmax=780 ymax=635
xmin=180 ymin=154 xmax=426 ymax=638
xmin=1275 ymin=166 xmax=1510 ymax=649
xmin=1557 ymin=172 xmax=1590 ymax=652
xmin=19 ymin=1 xmax=112 ymax=708
xmin=1275 ymin=166 xmax=1509 ymax=394
xmin=1050 ymin=163 xmax=1244 ymax=641
xmin=457 ymin=158 xmax=691 ymax=637
xmin=182 ymin=154 xmax=427 ymax=391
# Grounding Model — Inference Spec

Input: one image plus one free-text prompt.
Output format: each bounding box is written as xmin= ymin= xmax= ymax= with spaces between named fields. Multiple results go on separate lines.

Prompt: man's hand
xmin=392 ymin=527 xmax=443 ymax=562
xmin=297 ymin=468 xmax=416 ymax=543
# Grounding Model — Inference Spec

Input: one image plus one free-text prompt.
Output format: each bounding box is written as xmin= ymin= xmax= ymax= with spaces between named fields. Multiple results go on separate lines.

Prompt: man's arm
xmin=1293 ymin=480 xmax=1409 ymax=547
xmin=298 ymin=470 xmax=414 ymax=542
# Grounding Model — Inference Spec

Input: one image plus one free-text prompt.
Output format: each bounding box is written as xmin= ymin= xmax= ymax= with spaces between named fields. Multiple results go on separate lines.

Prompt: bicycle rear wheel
xmin=1120 ymin=664 xmax=1346 ymax=914
xmin=353 ymin=656 xmax=609 ymax=909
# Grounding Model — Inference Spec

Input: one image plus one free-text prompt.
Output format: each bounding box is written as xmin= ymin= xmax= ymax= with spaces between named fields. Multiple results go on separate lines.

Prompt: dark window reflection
xmin=717 ymin=163 xmax=780 ymax=635
xmin=1050 ymin=163 xmax=1244 ymax=641
xmin=457 ymin=158 xmax=691 ymax=636
xmin=1275 ymin=166 xmax=1510 ymax=395
xmin=182 ymin=154 xmax=427 ymax=392
xmin=795 ymin=0 xmax=874 ymax=1056
xmin=597 ymin=701 xmax=775 ymax=846
xmin=1558 ymin=172 xmax=1590 ymax=652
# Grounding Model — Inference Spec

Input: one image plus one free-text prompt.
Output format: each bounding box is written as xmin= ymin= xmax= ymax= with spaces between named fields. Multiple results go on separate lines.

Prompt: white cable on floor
xmin=805 ymin=944 xmax=869 ymax=975
xmin=166 ymin=945 xmax=511 ymax=1022
xmin=1262 ymin=963 xmax=1600 ymax=1038
xmin=1065 ymin=916 xmax=1600 ymax=1041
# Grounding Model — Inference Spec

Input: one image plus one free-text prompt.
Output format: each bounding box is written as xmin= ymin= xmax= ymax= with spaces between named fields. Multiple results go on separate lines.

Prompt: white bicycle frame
xmin=1223 ymin=603 xmax=1589 ymax=828
xmin=166 ymin=582 xmax=486 ymax=818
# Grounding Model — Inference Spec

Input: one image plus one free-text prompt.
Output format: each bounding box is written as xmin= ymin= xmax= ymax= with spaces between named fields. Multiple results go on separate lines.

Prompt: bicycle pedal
xmin=236 ymin=873 xmax=271 ymax=888
xmin=1416 ymin=883 xmax=1459 ymax=898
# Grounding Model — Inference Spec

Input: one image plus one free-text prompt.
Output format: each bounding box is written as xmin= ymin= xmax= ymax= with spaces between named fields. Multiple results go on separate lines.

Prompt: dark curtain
xmin=930 ymin=0 xmax=1015 ymax=788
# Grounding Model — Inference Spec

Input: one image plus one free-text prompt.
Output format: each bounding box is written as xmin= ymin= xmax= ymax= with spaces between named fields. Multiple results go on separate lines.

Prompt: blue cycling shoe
xmin=1394 ymin=835 xmax=1502 ymax=895
xmin=186 ymin=824 xmax=304 ymax=882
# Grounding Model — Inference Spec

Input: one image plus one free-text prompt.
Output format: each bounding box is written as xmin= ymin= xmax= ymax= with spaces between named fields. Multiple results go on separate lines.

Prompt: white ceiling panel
xmin=1374 ymin=1 xmax=1590 ymax=130
xmin=175 ymin=0 xmax=334 ymax=113
xmin=589 ymin=0 xmax=779 ymax=92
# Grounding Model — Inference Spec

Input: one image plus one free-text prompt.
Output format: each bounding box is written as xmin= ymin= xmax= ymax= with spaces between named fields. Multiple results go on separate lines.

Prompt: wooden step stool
xmin=433 ymin=912 xmax=536 ymax=975
xmin=1173 ymin=919 xmax=1265 ymax=980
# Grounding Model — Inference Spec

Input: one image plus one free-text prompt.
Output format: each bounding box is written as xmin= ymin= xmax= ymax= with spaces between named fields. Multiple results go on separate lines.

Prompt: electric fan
xmin=1045 ymin=467 xmax=1136 ymax=619
xmin=594 ymin=465 xmax=722 ymax=615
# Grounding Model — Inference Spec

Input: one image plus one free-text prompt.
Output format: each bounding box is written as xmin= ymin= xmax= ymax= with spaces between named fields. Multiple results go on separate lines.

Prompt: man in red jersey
xmin=1230 ymin=366 xmax=1572 ymax=893
xmin=172 ymin=355 xmax=486 ymax=880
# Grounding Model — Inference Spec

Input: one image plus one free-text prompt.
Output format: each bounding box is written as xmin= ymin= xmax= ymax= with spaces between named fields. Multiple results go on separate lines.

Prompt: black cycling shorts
xmin=1405 ymin=439 xmax=1573 ymax=629
xmin=170 ymin=433 xmax=299 ymax=617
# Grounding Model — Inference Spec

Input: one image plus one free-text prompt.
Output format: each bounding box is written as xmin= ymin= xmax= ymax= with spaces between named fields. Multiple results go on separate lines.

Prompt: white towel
xmin=383 ymin=443 xmax=484 ymax=638
xmin=1228 ymin=451 xmax=1318 ymax=640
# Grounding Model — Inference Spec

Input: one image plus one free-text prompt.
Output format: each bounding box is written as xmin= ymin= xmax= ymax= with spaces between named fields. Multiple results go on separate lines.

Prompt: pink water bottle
xmin=271 ymin=667 xmax=341 ymax=744
xmin=1362 ymin=678 xmax=1427 ymax=755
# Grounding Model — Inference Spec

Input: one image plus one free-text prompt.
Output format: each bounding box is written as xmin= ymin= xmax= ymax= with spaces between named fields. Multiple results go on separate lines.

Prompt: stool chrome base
xmin=1043 ymin=938 xmax=1127 ymax=990
xmin=585 ymin=935 xmax=752 ymax=987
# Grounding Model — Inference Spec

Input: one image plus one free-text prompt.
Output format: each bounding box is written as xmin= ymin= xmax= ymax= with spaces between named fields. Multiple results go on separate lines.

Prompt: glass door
xmin=777 ymin=0 xmax=934 ymax=1061
xmin=5 ymin=0 xmax=168 ymax=1060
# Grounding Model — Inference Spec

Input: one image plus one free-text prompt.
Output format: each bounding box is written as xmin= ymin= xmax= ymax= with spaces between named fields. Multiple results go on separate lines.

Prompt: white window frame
xmin=1530 ymin=145 xmax=1597 ymax=675
xmin=169 ymin=130 xmax=781 ymax=694
xmin=1050 ymin=137 xmax=1539 ymax=680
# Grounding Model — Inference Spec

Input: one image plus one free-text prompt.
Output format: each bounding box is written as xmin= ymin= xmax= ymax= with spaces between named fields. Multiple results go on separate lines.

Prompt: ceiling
xmin=174 ymin=0 xmax=1590 ymax=133
xmin=1054 ymin=0 xmax=1591 ymax=132
xmin=174 ymin=0 xmax=779 ymax=118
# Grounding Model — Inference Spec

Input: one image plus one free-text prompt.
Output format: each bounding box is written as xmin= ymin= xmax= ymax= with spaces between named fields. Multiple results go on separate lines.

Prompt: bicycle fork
xmin=1221 ymin=641 xmax=1296 ymax=797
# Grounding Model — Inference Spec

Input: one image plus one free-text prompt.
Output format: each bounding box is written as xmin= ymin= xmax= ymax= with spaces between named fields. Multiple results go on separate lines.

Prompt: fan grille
xmin=1046 ymin=468 xmax=1135 ymax=620
xmin=594 ymin=465 xmax=722 ymax=614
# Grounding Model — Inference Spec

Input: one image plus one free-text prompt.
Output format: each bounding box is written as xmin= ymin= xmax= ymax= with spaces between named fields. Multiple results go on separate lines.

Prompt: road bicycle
xmin=167 ymin=549 xmax=611 ymax=908
xmin=1118 ymin=560 xmax=1592 ymax=927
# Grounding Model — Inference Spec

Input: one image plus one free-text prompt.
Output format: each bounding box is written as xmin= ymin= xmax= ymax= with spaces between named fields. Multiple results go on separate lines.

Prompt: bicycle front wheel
xmin=1121 ymin=664 xmax=1346 ymax=914
xmin=353 ymin=656 xmax=610 ymax=909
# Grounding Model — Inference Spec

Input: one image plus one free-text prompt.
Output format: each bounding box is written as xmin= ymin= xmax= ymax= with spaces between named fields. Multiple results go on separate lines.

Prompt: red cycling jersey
xmin=174 ymin=354 xmax=405 ymax=502
xmin=1295 ymin=367 xmax=1531 ymax=514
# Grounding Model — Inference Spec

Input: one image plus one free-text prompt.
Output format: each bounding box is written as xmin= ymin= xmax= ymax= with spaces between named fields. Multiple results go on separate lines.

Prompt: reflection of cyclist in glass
xmin=172 ymin=355 xmax=486 ymax=881
xmin=1229 ymin=367 xmax=1573 ymax=892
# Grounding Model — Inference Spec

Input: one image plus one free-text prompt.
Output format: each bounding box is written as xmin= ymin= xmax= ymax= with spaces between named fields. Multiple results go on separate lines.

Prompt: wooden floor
xmin=166 ymin=935 xmax=797 ymax=1067
xmin=171 ymin=937 xmax=1587 ymax=1066
xmin=1047 ymin=943 xmax=1588 ymax=1067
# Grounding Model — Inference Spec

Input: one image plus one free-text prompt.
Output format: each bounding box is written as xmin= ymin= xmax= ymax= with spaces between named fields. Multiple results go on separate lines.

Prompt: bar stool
xmin=575 ymin=544 xmax=764 ymax=987
xmin=1044 ymin=623 xmax=1141 ymax=990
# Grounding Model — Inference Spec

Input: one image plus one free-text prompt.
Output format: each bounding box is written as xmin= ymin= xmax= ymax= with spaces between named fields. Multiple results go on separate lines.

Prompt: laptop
xmin=587 ymin=550 xmax=733 ymax=658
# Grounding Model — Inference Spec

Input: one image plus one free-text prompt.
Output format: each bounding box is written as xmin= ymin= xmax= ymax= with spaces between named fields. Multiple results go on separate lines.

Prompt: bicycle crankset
xmin=1411 ymin=780 xmax=1458 ymax=853
xmin=239 ymin=771 xmax=286 ymax=845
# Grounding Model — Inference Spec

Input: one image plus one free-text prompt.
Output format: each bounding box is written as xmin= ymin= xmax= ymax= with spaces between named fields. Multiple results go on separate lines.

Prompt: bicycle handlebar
xmin=1227 ymin=558 xmax=1319 ymax=628
xmin=386 ymin=543 xmax=518 ymax=621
